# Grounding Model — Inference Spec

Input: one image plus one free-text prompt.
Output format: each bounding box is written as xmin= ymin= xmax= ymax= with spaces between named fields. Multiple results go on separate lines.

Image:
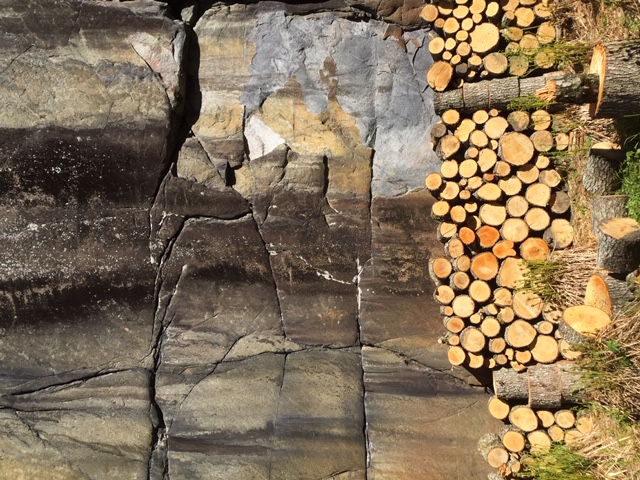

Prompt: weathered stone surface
xmin=0 ymin=370 xmax=153 ymax=480
xmin=0 ymin=0 xmax=185 ymax=390
xmin=363 ymin=346 xmax=500 ymax=479
xmin=360 ymin=191 xmax=457 ymax=371
xmin=166 ymin=350 xmax=365 ymax=480
xmin=241 ymin=9 xmax=438 ymax=196
xmin=0 ymin=208 xmax=155 ymax=393
xmin=1 ymin=1 xmax=497 ymax=479
xmin=153 ymin=215 xmax=296 ymax=424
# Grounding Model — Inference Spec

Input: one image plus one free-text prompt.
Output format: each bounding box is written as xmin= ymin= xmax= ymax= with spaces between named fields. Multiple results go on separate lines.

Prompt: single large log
xmin=590 ymin=195 xmax=628 ymax=235
xmin=584 ymin=274 xmax=614 ymax=318
xmin=596 ymin=217 xmax=640 ymax=273
xmin=493 ymin=362 xmax=583 ymax=407
xmin=583 ymin=142 xmax=624 ymax=194
xmin=560 ymin=305 xmax=612 ymax=344
xmin=589 ymin=41 xmax=640 ymax=118
xmin=432 ymin=71 xmax=599 ymax=115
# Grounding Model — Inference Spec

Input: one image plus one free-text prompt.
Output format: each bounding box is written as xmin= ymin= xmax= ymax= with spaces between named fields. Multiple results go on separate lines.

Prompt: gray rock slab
xmin=0 ymin=369 xmax=153 ymax=480
xmin=363 ymin=346 xmax=501 ymax=480
xmin=153 ymin=215 xmax=297 ymax=423
xmin=0 ymin=208 xmax=155 ymax=394
xmin=270 ymin=349 xmax=366 ymax=480
xmin=359 ymin=190 xmax=485 ymax=385
xmin=166 ymin=349 xmax=365 ymax=480
xmin=240 ymin=10 xmax=438 ymax=196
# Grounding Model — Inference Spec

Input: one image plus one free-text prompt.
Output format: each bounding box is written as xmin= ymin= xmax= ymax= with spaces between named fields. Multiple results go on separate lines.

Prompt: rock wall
xmin=0 ymin=1 xmax=499 ymax=478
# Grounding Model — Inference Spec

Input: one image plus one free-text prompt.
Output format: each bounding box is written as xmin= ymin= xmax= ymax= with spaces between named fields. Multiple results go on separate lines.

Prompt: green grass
xmin=518 ymin=259 xmax=563 ymax=303
xmin=507 ymin=95 xmax=554 ymax=112
xmin=516 ymin=444 xmax=594 ymax=480
xmin=613 ymin=115 xmax=640 ymax=222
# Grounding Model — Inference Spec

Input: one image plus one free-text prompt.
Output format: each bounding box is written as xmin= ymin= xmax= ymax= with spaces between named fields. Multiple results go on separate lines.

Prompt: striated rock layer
xmin=0 ymin=1 xmax=500 ymax=478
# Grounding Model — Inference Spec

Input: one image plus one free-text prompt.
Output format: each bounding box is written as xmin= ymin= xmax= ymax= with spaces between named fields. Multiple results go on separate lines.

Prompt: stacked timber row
xmin=428 ymin=107 xmax=576 ymax=372
xmin=421 ymin=0 xmax=557 ymax=91
xmin=479 ymin=277 xmax=613 ymax=478
xmin=426 ymin=106 xmax=620 ymax=477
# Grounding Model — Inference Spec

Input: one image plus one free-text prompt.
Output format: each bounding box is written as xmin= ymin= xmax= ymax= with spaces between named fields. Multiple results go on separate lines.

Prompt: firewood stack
xmin=476 ymin=277 xmax=611 ymax=477
xmin=426 ymin=106 xmax=618 ymax=477
xmin=428 ymin=107 xmax=576 ymax=372
xmin=421 ymin=0 xmax=557 ymax=91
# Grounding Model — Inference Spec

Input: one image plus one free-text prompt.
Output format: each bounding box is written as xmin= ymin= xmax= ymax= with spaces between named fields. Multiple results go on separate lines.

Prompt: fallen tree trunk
xmin=493 ymin=362 xmax=583 ymax=408
xmin=433 ymin=71 xmax=599 ymax=115
xmin=434 ymin=40 xmax=640 ymax=117
xmin=589 ymin=41 xmax=640 ymax=118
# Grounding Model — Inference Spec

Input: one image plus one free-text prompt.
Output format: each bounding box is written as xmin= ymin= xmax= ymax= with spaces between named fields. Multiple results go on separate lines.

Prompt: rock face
xmin=0 ymin=1 xmax=500 ymax=479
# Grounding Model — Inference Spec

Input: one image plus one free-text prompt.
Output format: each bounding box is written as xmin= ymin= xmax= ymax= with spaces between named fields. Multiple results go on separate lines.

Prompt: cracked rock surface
xmin=0 ymin=1 xmax=500 ymax=478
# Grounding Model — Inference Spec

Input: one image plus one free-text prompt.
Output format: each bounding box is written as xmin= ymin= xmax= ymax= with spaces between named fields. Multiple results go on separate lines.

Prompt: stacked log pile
xmin=421 ymin=6 xmax=640 ymax=477
xmin=428 ymin=107 xmax=577 ymax=372
xmin=427 ymin=108 xmax=616 ymax=478
xmin=422 ymin=0 xmax=558 ymax=91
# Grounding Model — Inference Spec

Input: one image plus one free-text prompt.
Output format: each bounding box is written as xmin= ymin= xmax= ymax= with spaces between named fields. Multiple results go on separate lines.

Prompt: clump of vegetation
xmin=577 ymin=302 xmax=640 ymax=421
xmin=507 ymin=95 xmax=553 ymax=112
xmin=519 ymin=259 xmax=563 ymax=303
xmin=519 ymin=249 xmax=599 ymax=307
xmin=612 ymin=114 xmax=640 ymax=222
xmin=516 ymin=444 xmax=594 ymax=480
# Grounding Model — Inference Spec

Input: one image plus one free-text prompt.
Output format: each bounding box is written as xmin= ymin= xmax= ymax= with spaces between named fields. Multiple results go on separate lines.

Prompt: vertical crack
xmin=147 ymin=216 xmax=188 ymax=480
xmin=250 ymin=211 xmax=289 ymax=342
xmin=268 ymin=352 xmax=287 ymax=480
xmin=360 ymin=146 xmax=374 ymax=479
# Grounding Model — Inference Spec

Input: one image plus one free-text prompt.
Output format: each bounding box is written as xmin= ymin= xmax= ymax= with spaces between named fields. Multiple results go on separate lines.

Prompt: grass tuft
xmin=516 ymin=444 xmax=594 ymax=480
xmin=613 ymin=115 xmax=640 ymax=222
xmin=519 ymin=248 xmax=599 ymax=308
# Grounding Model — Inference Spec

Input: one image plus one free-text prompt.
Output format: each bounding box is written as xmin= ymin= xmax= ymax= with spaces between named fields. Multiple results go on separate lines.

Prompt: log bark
xmin=477 ymin=433 xmax=509 ymax=468
xmin=433 ymin=71 xmax=599 ymax=115
xmin=493 ymin=362 xmax=583 ymax=407
xmin=583 ymin=142 xmax=624 ymax=194
xmin=590 ymin=195 xmax=628 ymax=234
xmin=596 ymin=217 xmax=640 ymax=273
xmin=549 ymin=190 xmax=571 ymax=215
xmin=602 ymin=272 xmax=638 ymax=310
xmin=589 ymin=41 xmax=640 ymax=118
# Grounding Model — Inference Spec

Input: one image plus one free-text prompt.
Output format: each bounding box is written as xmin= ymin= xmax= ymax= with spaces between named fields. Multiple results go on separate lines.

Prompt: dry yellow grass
xmin=554 ymin=0 xmax=640 ymax=43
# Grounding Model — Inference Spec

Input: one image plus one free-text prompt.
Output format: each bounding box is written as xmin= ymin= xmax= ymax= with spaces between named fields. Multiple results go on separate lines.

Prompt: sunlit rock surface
xmin=0 ymin=1 xmax=500 ymax=478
